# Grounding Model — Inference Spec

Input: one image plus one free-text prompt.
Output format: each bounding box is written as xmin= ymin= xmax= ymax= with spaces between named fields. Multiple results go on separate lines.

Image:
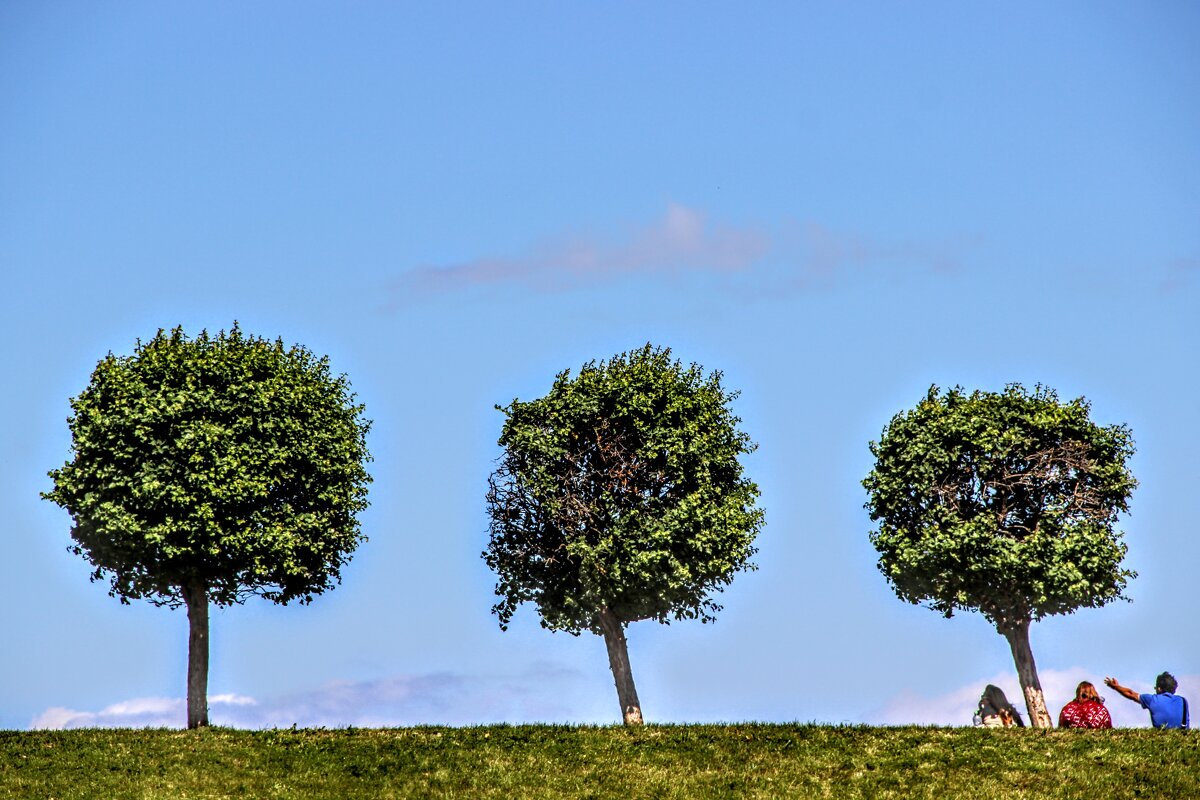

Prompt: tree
xmin=43 ymin=325 xmax=372 ymax=728
xmin=863 ymin=384 xmax=1136 ymax=728
xmin=484 ymin=344 xmax=764 ymax=725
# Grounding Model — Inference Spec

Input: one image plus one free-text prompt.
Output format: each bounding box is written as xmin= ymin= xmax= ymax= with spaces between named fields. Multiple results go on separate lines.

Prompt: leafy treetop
xmin=863 ymin=384 xmax=1136 ymax=632
xmin=44 ymin=324 xmax=373 ymax=608
xmin=485 ymin=344 xmax=764 ymax=635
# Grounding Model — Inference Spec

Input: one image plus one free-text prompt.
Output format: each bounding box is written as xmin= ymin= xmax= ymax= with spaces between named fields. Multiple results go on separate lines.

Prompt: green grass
xmin=2 ymin=724 xmax=1196 ymax=799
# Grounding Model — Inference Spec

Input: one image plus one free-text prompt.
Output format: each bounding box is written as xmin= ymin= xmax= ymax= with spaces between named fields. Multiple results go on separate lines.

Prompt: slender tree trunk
xmin=1001 ymin=619 xmax=1053 ymax=729
xmin=596 ymin=607 xmax=644 ymax=725
xmin=182 ymin=582 xmax=210 ymax=729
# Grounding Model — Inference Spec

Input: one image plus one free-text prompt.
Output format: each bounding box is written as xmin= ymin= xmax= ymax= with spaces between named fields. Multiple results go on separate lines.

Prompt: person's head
xmin=1155 ymin=672 xmax=1178 ymax=694
xmin=983 ymin=684 xmax=1011 ymax=709
xmin=1075 ymin=681 xmax=1103 ymax=703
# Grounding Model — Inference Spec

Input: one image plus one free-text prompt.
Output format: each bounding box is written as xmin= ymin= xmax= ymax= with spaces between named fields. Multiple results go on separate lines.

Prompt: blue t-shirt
xmin=1140 ymin=692 xmax=1189 ymax=729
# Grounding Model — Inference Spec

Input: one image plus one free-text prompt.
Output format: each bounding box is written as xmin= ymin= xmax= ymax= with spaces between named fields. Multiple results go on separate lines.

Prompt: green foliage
xmin=3 ymin=726 xmax=1199 ymax=800
xmin=863 ymin=384 xmax=1136 ymax=629
xmin=43 ymin=324 xmax=372 ymax=608
xmin=485 ymin=344 xmax=763 ymax=633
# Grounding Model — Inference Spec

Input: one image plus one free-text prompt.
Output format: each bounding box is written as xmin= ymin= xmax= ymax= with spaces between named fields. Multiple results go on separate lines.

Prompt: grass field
xmin=2 ymin=724 xmax=1196 ymax=799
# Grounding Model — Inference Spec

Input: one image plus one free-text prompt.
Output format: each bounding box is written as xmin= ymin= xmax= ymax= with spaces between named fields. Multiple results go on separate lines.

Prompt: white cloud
xmin=386 ymin=204 xmax=769 ymax=303
xmin=30 ymin=664 xmax=607 ymax=730
xmin=383 ymin=204 xmax=968 ymax=308
xmin=867 ymin=668 xmax=1199 ymax=729
xmin=31 ymin=694 xmax=258 ymax=730
xmin=31 ymin=666 xmax=1198 ymax=730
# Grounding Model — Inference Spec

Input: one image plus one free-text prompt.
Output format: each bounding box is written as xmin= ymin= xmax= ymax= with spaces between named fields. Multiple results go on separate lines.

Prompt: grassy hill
xmin=2 ymin=724 xmax=1196 ymax=799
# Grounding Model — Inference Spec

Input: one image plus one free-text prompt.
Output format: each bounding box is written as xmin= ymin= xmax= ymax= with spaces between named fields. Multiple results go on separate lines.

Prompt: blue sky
xmin=3 ymin=2 xmax=1197 ymax=730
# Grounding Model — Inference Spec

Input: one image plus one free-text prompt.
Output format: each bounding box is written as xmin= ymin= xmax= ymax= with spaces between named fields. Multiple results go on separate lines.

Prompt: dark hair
xmin=1156 ymin=672 xmax=1178 ymax=694
xmin=981 ymin=684 xmax=1026 ymax=726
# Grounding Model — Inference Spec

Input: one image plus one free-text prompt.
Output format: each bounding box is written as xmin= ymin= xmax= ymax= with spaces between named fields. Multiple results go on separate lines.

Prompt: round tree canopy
xmin=485 ymin=344 xmax=764 ymax=635
xmin=44 ymin=324 xmax=373 ymax=608
xmin=863 ymin=384 xmax=1136 ymax=631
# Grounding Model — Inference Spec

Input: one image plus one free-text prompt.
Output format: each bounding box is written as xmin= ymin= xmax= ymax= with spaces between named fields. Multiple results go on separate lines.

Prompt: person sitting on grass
xmin=975 ymin=684 xmax=1025 ymax=728
xmin=1058 ymin=681 xmax=1112 ymax=729
xmin=1104 ymin=672 xmax=1190 ymax=730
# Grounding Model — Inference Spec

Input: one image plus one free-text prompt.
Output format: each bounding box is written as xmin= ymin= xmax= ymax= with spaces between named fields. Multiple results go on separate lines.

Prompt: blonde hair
xmin=1076 ymin=681 xmax=1102 ymax=703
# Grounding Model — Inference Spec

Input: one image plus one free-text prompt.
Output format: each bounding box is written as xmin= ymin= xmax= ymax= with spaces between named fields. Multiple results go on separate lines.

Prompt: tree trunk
xmin=596 ymin=607 xmax=644 ymax=725
xmin=1001 ymin=619 xmax=1053 ymax=729
xmin=182 ymin=582 xmax=210 ymax=729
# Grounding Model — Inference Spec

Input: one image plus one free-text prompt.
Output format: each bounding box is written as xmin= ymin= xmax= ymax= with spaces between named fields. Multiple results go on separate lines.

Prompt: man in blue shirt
xmin=1105 ymin=672 xmax=1190 ymax=729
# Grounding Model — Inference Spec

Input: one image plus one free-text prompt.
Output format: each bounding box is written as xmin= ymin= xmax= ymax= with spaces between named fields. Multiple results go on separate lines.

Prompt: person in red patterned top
xmin=1058 ymin=681 xmax=1113 ymax=729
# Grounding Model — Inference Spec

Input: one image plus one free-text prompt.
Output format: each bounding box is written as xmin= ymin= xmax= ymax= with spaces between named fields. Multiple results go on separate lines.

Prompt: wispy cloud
xmin=32 ymin=694 xmax=257 ymax=730
xmin=1160 ymin=255 xmax=1200 ymax=292
xmin=778 ymin=221 xmax=965 ymax=288
xmin=383 ymin=204 xmax=967 ymax=308
xmin=31 ymin=664 xmax=606 ymax=730
xmin=867 ymin=668 xmax=1198 ymax=728
xmin=388 ymin=204 xmax=768 ymax=302
xmin=33 ymin=665 xmax=1195 ymax=729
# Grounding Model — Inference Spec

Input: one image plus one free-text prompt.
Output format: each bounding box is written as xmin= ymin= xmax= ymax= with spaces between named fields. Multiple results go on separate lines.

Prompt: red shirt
xmin=1059 ymin=700 xmax=1113 ymax=729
